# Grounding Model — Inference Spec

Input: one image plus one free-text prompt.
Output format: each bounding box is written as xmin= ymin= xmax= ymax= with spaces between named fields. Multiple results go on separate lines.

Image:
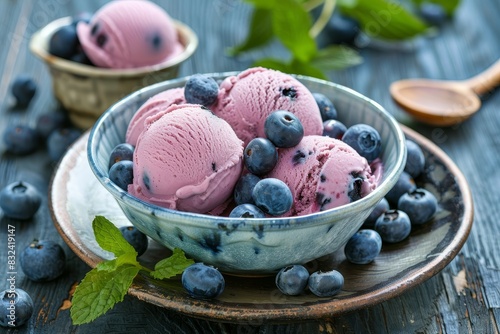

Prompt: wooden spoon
xmin=390 ymin=59 xmax=500 ymax=126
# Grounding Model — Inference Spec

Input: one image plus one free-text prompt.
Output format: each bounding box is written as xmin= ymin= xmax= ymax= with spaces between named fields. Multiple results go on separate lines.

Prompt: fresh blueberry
xmin=181 ymin=263 xmax=225 ymax=299
xmin=361 ymin=197 xmax=390 ymax=229
xmin=119 ymin=226 xmax=148 ymax=256
xmin=342 ymin=124 xmax=381 ymax=163
xmin=184 ymin=74 xmax=219 ymax=107
xmin=398 ymin=188 xmax=438 ymax=225
xmin=264 ymin=110 xmax=304 ymax=148
xmin=323 ymin=119 xmax=347 ymax=139
xmin=375 ymin=210 xmax=412 ymax=243
xmin=229 ymin=203 xmax=266 ymax=218
xmin=419 ymin=2 xmax=447 ymax=26
xmin=70 ymin=51 xmax=94 ymax=66
xmin=49 ymin=24 xmax=79 ymax=59
xmin=344 ymin=229 xmax=382 ymax=264
xmin=404 ymin=139 xmax=425 ymax=178
xmin=0 ymin=181 xmax=41 ymax=220
xmin=3 ymin=125 xmax=39 ymax=155
xmin=233 ymin=173 xmax=261 ymax=205
xmin=0 ymin=289 xmax=33 ymax=328
xmin=35 ymin=111 xmax=68 ymax=139
xmin=313 ymin=93 xmax=338 ymax=121
xmin=47 ymin=127 xmax=82 ymax=162
xmin=109 ymin=160 xmax=134 ymax=191
xmin=253 ymin=178 xmax=293 ymax=216
xmin=322 ymin=12 xmax=360 ymax=45
xmin=10 ymin=75 xmax=37 ymax=107
xmin=275 ymin=264 xmax=310 ymax=296
xmin=385 ymin=171 xmax=416 ymax=205
xmin=244 ymin=138 xmax=278 ymax=175
xmin=308 ymin=270 xmax=344 ymax=297
xmin=108 ymin=143 xmax=135 ymax=170
xmin=20 ymin=239 xmax=66 ymax=282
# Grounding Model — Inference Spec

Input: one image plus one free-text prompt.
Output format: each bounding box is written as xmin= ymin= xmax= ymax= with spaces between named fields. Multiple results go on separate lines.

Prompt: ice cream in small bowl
xmin=30 ymin=0 xmax=198 ymax=130
xmin=87 ymin=69 xmax=406 ymax=276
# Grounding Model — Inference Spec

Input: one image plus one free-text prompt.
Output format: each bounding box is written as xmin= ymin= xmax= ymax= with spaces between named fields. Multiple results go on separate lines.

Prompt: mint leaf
xmin=311 ymin=45 xmax=363 ymax=70
xmin=92 ymin=216 xmax=136 ymax=257
xmin=96 ymin=252 xmax=139 ymax=272
xmin=71 ymin=264 xmax=140 ymax=325
xmin=411 ymin=0 xmax=460 ymax=15
xmin=227 ymin=7 xmax=274 ymax=56
xmin=254 ymin=58 xmax=328 ymax=79
xmin=339 ymin=0 xmax=428 ymax=40
xmin=150 ymin=248 xmax=195 ymax=280
xmin=271 ymin=0 xmax=317 ymax=62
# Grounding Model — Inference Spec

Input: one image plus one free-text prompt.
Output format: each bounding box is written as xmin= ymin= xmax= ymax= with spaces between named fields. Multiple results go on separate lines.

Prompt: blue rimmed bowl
xmin=87 ymin=72 xmax=406 ymax=275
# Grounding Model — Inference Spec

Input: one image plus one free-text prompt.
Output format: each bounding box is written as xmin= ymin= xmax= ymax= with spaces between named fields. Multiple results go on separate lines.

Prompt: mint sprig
xmin=70 ymin=216 xmax=194 ymax=325
xmin=229 ymin=0 xmax=459 ymax=78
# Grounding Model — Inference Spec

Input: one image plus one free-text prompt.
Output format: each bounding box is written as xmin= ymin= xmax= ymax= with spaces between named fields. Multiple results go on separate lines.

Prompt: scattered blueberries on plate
xmin=20 ymin=239 xmax=66 ymax=282
xmin=184 ymin=74 xmax=219 ymax=107
xmin=0 ymin=181 xmax=41 ymax=220
xmin=418 ymin=2 xmax=448 ymax=26
xmin=229 ymin=203 xmax=266 ymax=218
xmin=344 ymin=229 xmax=382 ymax=264
xmin=252 ymin=178 xmax=293 ymax=216
xmin=398 ymin=188 xmax=438 ymax=225
xmin=49 ymin=24 xmax=80 ymax=60
xmin=10 ymin=74 xmax=37 ymax=107
xmin=244 ymin=137 xmax=278 ymax=175
xmin=264 ymin=110 xmax=304 ymax=148
xmin=35 ymin=110 xmax=68 ymax=139
xmin=385 ymin=171 xmax=416 ymax=205
xmin=362 ymin=197 xmax=390 ymax=229
xmin=313 ymin=93 xmax=338 ymax=121
xmin=181 ymin=263 xmax=225 ymax=299
xmin=47 ymin=127 xmax=82 ymax=162
xmin=3 ymin=125 xmax=39 ymax=155
xmin=375 ymin=210 xmax=412 ymax=243
xmin=323 ymin=119 xmax=347 ymax=139
xmin=233 ymin=173 xmax=261 ymax=205
xmin=275 ymin=264 xmax=310 ymax=296
xmin=109 ymin=160 xmax=134 ymax=191
xmin=108 ymin=143 xmax=135 ymax=169
xmin=0 ymin=288 xmax=34 ymax=328
xmin=308 ymin=270 xmax=344 ymax=297
xmin=404 ymin=139 xmax=425 ymax=178
xmin=119 ymin=226 xmax=148 ymax=256
xmin=322 ymin=12 xmax=360 ymax=45
xmin=342 ymin=124 xmax=381 ymax=163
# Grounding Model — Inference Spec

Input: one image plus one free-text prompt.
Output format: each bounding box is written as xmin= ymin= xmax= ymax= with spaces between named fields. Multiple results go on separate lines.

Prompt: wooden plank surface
xmin=0 ymin=0 xmax=499 ymax=333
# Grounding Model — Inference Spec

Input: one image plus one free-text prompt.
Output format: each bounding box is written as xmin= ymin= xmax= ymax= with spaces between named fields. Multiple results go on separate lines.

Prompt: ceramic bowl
xmin=30 ymin=16 xmax=198 ymax=130
xmin=87 ymin=72 xmax=406 ymax=275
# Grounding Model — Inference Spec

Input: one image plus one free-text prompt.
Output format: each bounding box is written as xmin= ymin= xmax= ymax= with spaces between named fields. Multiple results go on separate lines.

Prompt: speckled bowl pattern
xmin=30 ymin=17 xmax=198 ymax=130
xmin=87 ymin=73 xmax=406 ymax=275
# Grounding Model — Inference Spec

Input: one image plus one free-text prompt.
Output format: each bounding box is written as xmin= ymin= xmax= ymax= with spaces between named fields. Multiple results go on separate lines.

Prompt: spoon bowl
xmin=390 ymin=59 xmax=500 ymax=126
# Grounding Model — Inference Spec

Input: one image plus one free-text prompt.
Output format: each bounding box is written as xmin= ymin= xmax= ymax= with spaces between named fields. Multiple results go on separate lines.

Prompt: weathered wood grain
xmin=1 ymin=0 xmax=500 ymax=333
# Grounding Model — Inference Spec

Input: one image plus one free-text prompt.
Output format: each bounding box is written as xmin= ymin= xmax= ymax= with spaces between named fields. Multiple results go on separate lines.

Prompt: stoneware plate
xmin=49 ymin=125 xmax=473 ymax=324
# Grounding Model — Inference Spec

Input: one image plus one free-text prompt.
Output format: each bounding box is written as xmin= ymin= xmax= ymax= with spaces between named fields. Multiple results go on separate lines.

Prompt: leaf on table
xmin=311 ymin=45 xmax=363 ymax=70
xmin=339 ymin=0 xmax=429 ymax=40
xmin=150 ymin=248 xmax=195 ymax=280
xmin=70 ymin=264 xmax=140 ymax=325
xmin=411 ymin=0 xmax=461 ymax=15
xmin=254 ymin=57 xmax=328 ymax=80
xmin=96 ymin=252 xmax=139 ymax=272
xmin=92 ymin=215 xmax=136 ymax=257
xmin=271 ymin=0 xmax=317 ymax=62
xmin=227 ymin=7 xmax=274 ymax=56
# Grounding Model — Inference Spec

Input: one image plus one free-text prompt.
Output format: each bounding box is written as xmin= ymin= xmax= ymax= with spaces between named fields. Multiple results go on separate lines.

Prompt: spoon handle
xmin=464 ymin=59 xmax=500 ymax=96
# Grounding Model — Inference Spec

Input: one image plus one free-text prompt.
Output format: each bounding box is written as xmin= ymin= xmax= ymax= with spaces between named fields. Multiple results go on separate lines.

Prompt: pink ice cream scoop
xmin=128 ymin=104 xmax=244 ymax=214
xmin=77 ymin=0 xmax=183 ymax=69
xmin=126 ymin=87 xmax=186 ymax=146
xmin=267 ymin=135 xmax=382 ymax=217
xmin=213 ymin=67 xmax=324 ymax=146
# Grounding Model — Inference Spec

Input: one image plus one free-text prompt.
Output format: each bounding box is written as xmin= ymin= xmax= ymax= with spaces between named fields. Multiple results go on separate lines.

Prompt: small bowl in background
xmin=29 ymin=17 xmax=198 ymax=129
xmin=87 ymin=73 xmax=406 ymax=275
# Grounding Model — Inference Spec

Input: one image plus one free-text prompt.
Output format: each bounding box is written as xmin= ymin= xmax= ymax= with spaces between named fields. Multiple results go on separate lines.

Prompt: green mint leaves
xmin=229 ymin=0 xmax=459 ymax=78
xmin=70 ymin=216 xmax=194 ymax=325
